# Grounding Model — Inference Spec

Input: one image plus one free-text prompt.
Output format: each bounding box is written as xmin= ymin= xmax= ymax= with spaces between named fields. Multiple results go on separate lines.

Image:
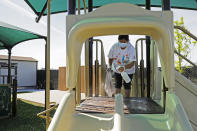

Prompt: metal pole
xmin=162 ymin=0 xmax=171 ymax=10
xmin=88 ymin=0 xmax=93 ymax=97
xmin=135 ymin=38 xmax=146 ymax=97
xmin=12 ymin=79 xmax=17 ymax=117
xmin=89 ymin=39 xmax=93 ymax=96
xmin=140 ymin=40 xmax=145 ymax=97
xmin=78 ymin=0 xmax=81 ymax=15
xmin=162 ymin=0 xmax=170 ymax=113
xmin=35 ymin=1 xmax=48 ymax=23
xmin=7 ymin=48 xmax=11 ymax=84
xmin=82 ymin=0 xmax=87 ymax=14
xmin=146 ymin=0 xmax=151 ymax=98
xmin=45 ymin=42 xmax=47 ymax=110
xmin=76 ymin=63 xmax=81 ymax=104
xmin=95 ymin=41 xmax=99 ymax=96
xmin=68 ymin=0 xmax=76 ymax=102
xmin=85 ymin=41 xmax=89 ymax=97
xmin=68 ymin=0 xmax=76 ymax=14
xmin=46 ymin=0 xmax=51 ymax=129
xmin=88 ymin=0 xmax=93 ymax=12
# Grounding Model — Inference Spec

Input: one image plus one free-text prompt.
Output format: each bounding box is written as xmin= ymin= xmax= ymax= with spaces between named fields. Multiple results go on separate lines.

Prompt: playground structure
xmin=0 ymin=0 xmax=196 ymax=130
xmin=0 ymin=22 xmax=46 ymax=118
xmin=45 ymin=3 xmax=195 ymax=131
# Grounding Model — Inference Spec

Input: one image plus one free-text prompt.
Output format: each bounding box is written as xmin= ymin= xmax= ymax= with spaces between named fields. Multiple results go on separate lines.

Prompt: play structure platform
xmin=76 ymin=97 xmax=163 ymax=114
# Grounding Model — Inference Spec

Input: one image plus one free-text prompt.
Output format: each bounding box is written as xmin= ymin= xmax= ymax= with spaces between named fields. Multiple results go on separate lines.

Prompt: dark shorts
xmin=114 ymin=72 xmax=133 ymax=90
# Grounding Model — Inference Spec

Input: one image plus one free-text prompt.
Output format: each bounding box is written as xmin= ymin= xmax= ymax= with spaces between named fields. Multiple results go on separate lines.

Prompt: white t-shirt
xmin=108 ymin=42 xmax=136 ymax=74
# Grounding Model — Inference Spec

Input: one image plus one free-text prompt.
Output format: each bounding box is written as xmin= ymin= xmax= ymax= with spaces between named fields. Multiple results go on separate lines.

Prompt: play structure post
xmin=12 ymin=79 xmax=17 ymax=117
xmin=162 ymin=0 xmax=171 ymax=10
xmin=7 ymin=48 xmax=12 ymax=84
xmin=95 ymin=41 xmax=99 ymax=96
xmin=68 ymin=0 xmax=76 ymax=14
xmin=162 ymin=0 xmax=171 ymax=113
xmin=146 ymin=0 xmax=151 ymax=98
xmin=88 ymin=0 xmax=93 ymax=97
xmin=46 ymin=0 xmax=51 ymax=129
xmin=68 ymin=0 xmax=77 ymax=103
xmin=85 ymin=41 xmax=90 ymax=97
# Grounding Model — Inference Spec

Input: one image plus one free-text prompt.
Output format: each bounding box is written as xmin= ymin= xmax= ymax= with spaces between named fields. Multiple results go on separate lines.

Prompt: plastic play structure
xmin=46 ymin=3 xmax=195 ymax=131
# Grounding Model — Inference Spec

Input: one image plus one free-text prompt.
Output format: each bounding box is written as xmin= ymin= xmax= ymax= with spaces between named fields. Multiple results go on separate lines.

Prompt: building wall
xmin=0 ymin=60 xmax=37 ymax=87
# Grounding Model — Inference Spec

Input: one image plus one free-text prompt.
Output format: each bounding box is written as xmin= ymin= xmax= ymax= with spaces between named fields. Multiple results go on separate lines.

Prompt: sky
xmin=0 ymin=0 xmax=197 ymax=69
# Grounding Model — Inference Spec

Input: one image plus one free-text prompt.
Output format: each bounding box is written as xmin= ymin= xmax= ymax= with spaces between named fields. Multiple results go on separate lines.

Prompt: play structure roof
xmin=25 ymin=0 xmax=197 ymax=16
xmin=0 ymin=21 xmax=46 ymax=50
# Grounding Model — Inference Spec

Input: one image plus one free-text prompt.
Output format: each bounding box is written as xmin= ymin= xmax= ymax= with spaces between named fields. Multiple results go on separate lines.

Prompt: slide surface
xmin=48 ymin=91 xmax=193 ymax=131
xmin=174 ymin=71 xmax=197 ymax=131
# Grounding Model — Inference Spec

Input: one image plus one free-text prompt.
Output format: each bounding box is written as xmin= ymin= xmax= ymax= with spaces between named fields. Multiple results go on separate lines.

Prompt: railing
xmin=37 ymin=102 xmax=58 ymax=123
xmin=174 ymin=51 xmax=197 ymax=85
xmin=84 ymin=39 xmax=107 ymax=98
xmin=93 ymin=39 xmax=107 ymax=96
xmin=135 ymin=26 xmax=197 ymax=90
xmin=174 ymin=26 xmax=197 ymax=85
xmin=174 ymin=26 xmax=197 ymax=41
xmin=135 ymin=38 xmax=146 ymax=97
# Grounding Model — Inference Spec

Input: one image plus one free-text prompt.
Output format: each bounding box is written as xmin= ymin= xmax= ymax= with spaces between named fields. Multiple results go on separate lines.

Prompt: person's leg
xmin=114 ymin=73 xmax=122 ymax=94
xmin=123 ymin=74 xmax=133 ymax=97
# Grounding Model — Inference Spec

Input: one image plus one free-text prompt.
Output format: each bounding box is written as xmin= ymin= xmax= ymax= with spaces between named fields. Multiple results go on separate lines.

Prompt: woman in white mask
xmin=108 ymin=35 xmax=136 ymax=97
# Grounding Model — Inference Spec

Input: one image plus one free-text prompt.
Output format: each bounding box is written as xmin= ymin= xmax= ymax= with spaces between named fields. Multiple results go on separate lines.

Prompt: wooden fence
xmin=58 ymin=66 xmax=102 ymax=94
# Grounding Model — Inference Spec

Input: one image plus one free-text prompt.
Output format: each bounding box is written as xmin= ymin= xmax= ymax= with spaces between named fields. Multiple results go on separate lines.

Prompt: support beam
xmin=88 ymin=0 xmax=93 ymax=97
xmin=95 ymin=41 xmax=99 ymax=96
xmin=68 ymin=0 xmax=77 ymax=102
xmin=7 ymin=48 xmax=11 ymax=84
xmin=88 ymin=0 xmax=93 ymax=12
xmin=35 ymin=1 xmax=47 ymax=23
xmin=12 ymin=79 xmax=17 ymax=117
xmin=145 ymin=0 xmax=150 ymax=10
xmin=88 ymin=39 xmax=93 ymax=96
xmin=45 ymin=41 xmax=47 ymax=110
xmin=162 ymin=0 xmax=170 ymax=113
xmin=46 ymin=0 xmax=51 ymax=129
xmin=162 ymin=0 xmax=171 ymax=10
xmin=85 ymin=41 xmax=90 ymax=97
xmin=146 ymin=0 xmax=151 ymax=98
xmin=68 ymin=0 xmax=76 ymax=14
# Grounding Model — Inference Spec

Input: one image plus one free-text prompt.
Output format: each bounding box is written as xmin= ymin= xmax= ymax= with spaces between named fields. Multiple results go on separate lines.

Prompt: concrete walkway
xmin=17 ymin=90 xmax=68 ymax=106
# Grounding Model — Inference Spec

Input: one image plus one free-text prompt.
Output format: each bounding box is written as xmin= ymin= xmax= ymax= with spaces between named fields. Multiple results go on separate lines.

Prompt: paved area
xmin=17 ymin=90 xmax=69 ymax=106
xmin=17 ymin=88 xmax=44 ymax=93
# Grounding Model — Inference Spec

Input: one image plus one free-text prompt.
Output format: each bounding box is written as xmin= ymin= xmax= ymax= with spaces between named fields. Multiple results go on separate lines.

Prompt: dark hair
xmin=118 ymin=35 xmax=129 ymax=41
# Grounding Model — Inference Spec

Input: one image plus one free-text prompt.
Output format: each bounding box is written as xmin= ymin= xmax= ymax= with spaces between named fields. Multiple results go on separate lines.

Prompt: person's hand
xmin=118 ymin=67 xmax=124 ymax=72
xmin=107 ymin=67 xmax=111 ymax=72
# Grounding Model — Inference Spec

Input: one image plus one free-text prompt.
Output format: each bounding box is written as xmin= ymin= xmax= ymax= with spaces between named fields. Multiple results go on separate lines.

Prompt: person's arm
xmin=125 ymin=61 xmax=135 ymax=69
xmin=117 ymin=61 xmax=135 ymax=72
xmin=109 ymin=58 xmax=113 ymax=68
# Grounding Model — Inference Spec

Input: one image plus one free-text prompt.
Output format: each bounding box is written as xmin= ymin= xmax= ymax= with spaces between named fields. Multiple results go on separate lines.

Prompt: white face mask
xmin=119 ymin=42 xmax=128 ymax=48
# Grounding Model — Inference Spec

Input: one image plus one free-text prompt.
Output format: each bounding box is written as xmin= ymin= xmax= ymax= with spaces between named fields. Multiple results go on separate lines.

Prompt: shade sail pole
xmin=46 ymin=0 xmax=51 ymax=129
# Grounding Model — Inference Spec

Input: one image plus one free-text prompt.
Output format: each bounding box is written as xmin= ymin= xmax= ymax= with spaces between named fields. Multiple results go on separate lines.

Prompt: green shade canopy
xmin=0 ymin=41 xmax=5 ymax=50
xmin=24 ymin=0 xmax=197 ymax=16
xmin=0 ymin=21 xmax=46 ymax=50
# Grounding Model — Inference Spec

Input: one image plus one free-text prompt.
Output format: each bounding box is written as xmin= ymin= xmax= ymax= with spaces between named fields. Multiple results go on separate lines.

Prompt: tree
xmin=174 ymin=17 xmax=197 ymax=73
